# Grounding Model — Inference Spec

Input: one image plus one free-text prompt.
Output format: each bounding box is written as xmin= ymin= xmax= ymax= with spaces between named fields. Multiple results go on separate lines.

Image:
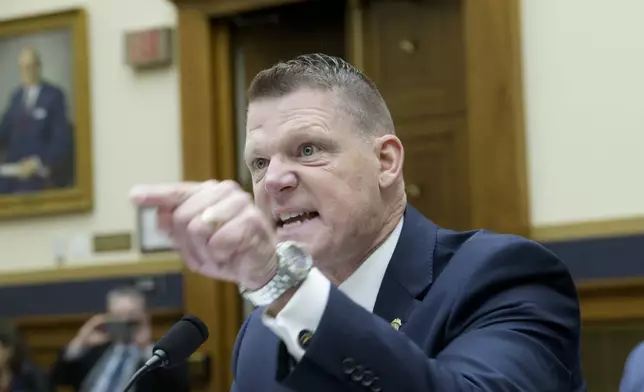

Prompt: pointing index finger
xmin=129 ymin=182 xmax=205 ymax=208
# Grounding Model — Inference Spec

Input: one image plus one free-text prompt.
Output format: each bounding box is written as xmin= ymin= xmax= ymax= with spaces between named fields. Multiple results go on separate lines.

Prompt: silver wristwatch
xmin=239 ymin=241 xmax=313 ymax=307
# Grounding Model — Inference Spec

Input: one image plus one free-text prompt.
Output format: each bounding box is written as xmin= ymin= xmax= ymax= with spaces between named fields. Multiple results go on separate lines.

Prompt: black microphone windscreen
xmin=153 ymin=315 xmax=209 ymax=366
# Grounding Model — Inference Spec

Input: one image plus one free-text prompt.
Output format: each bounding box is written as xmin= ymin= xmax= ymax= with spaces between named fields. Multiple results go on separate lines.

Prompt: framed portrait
xmin=0 ymin=9 xmax=92 ymax=219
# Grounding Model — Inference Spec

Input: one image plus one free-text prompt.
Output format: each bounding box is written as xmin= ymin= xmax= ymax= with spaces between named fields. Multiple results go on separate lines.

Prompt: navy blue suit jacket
xmin=0 ymin=82 xmax=72 ymax=193
xmin=231 ymin=206 xmax=586 ymax=391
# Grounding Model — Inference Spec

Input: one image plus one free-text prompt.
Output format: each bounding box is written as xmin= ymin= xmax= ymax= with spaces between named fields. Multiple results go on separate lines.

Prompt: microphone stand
xmin=122 ymin=365 xmax=151 ymax=392
xmin=122 ymin=350 xmax=168 ymax=392
xmin=121 ymin=314 xmax=209 ymax=392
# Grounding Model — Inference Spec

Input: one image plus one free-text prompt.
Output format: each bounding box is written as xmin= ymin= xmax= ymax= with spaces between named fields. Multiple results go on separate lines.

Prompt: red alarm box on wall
xmin=124 ymin=27 xmax=174 ymax=70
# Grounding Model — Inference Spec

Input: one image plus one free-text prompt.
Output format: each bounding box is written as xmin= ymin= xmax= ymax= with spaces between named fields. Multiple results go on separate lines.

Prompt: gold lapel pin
xmin=390 ymin=318 xmax=402 ymax=331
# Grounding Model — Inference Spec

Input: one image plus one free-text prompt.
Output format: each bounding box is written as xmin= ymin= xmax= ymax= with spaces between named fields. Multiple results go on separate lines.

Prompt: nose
xmin=264 ymin=158 xmax=297 ymax=196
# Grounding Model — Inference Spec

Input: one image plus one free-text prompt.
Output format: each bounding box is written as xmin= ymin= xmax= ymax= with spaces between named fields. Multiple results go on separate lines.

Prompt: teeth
xmin=279 ymin=212 xmax=306 ymax=221
xmin=283 ymin=220 xmax=303 ymax=227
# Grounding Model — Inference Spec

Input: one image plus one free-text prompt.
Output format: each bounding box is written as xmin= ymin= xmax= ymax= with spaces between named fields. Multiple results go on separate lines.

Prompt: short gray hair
xmin=106 ymin=286 xmax=146 ymax=307
xmin=247 ymin=53 xmax=394 ymax=136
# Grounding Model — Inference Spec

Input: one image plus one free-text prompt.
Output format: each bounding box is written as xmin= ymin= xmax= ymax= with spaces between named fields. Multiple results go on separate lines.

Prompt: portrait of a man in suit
xmin=0 ymin=45 xmax=74 ymax=195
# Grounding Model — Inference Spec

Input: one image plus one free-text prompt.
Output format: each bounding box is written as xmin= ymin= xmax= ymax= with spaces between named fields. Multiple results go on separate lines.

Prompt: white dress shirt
xmin=23 ymin=85 xmax=41 ymax=110
xmin=262 ymin=216 xmax=404 ymax=360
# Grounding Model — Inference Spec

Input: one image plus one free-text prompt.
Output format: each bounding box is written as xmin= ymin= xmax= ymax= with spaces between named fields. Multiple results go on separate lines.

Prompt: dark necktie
xmin=17 ymin=99 xmax=29 ymax=132
xmin=103 ymin=347 xmax=133 ymax=392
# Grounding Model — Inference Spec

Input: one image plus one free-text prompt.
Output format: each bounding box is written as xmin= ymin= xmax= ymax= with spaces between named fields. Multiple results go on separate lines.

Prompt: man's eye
xmin=252 ymin=158 xmax=268 ymax=170
xmin=301 ymin=144 xmax=317 ymax=157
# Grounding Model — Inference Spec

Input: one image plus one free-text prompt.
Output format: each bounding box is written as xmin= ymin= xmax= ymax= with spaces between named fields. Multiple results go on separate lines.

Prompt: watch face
xmin=280 ymin=241 xmax=313 ymax=272
xmin=241 ymin=242 xmax=313 ymax=307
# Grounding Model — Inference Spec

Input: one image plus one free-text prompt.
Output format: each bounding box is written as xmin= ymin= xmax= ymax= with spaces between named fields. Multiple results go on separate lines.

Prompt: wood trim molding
xmin=176 ymin=9 xmax=241 ymax=391
xmin=172 ymin=0 xmax=307 ymax=17
xmin=0 ymin=254 xmax=181 ymax=286
xmin=577 ymin=277 xmax=644 ymax=323
xmin=177 ymin=9 xmax=216 ymax=183
xmin=463 ymin=0 xmax=530 ymax=237
xmin=14 ymin=308 xmax=182 ymax=327
xmin=531 ymin=216 xmax=644 ymax=243
xmin=346 ymin=0 xmax=365 ymax=72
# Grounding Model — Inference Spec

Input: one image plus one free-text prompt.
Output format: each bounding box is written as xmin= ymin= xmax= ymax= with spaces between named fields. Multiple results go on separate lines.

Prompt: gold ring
xmin=201 ymin=208 xmax=222 ymax=230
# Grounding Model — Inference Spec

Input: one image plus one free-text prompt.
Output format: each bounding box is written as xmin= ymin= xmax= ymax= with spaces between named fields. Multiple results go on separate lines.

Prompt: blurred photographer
xmin=50 ymin=287 xmax=189 ymax=392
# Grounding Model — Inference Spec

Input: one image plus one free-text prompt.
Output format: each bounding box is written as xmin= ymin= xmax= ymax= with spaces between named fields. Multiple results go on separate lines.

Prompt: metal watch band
xmin=240 ymin=262 xmax=297 ymax=307
xmin=239 ymin=242 xmax=312 ymax=307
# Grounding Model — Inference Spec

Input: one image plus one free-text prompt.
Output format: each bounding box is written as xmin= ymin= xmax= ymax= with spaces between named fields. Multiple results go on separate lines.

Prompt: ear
xmin=374 ymin=135 xmax=404 ymax=189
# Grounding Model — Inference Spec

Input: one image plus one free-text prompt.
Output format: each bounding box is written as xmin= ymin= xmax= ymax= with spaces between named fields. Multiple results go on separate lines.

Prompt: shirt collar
xmin=338 ymin=216 xmax=404 ymax=312
xmin=24 ymin=84 xmax=41 ymax=93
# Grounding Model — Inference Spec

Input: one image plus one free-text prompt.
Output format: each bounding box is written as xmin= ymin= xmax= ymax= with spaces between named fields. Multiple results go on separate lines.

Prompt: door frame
xmin=170 ymin=1 xmax=528 ymax=390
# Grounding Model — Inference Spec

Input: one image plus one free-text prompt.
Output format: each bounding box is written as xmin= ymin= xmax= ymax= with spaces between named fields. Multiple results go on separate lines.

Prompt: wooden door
xmin=361 ymin=0 xmax=472 ymax=230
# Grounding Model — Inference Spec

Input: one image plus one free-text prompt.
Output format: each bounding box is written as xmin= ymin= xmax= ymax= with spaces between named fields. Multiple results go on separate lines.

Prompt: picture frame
xmin=0 ymin=9 xmax=92 ymax=219
xmin=137 ymin=206 xmax=174 ymax=253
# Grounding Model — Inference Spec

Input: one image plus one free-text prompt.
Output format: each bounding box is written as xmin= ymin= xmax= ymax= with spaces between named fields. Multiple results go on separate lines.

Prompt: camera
xmin=102 ymin=319 xmax=140 ymax=343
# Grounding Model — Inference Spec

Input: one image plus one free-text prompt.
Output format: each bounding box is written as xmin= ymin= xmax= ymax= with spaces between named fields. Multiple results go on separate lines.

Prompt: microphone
xmin=122 ymin=314 xmax=209 ymax=392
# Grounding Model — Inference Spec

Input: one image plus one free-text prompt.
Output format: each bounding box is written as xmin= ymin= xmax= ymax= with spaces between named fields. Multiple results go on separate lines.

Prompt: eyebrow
xmin=246 ymin=126 xmax=326 ymax=155
xmin=244 ymin=145 xmax=263 ymax=163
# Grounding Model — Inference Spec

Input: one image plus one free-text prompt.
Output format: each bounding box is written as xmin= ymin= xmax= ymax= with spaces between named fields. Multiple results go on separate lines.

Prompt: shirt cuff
xmin=261 ymin=268 xmax=330 ymax=361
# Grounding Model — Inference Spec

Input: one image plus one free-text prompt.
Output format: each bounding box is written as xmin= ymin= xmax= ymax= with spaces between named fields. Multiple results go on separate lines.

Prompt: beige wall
xmin=522 ymin=0 xmax=644 ymax=226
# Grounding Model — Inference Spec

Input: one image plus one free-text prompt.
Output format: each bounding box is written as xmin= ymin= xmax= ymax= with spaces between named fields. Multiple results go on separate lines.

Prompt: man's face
xmin=245 ymin=88 xmax=386 ymax=267
xmin=107 ymin=295 xmax=146 ymax=323
xmin=19 ymin=49 xmax=40 ymax=86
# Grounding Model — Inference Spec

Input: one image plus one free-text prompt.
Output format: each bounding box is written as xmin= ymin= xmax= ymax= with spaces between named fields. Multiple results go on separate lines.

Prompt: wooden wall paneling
xmin=578 ymin=277 xmax=644 ymax=323
xmin=177 ymin=8 xmax=241 ymax=391
xmin=581 ymin=321 xmax=644 ymax=392
xmin=463 ymin=0 xmax=530 ymax=236
xmin=576 ymin=278 xmax=644 ymax=392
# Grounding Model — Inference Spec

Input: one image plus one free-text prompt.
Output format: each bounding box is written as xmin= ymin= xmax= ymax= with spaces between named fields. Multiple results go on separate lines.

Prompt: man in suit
xmin=0 ymin=46 xmax=73 ymax=194
xmin=50 ymin=287 xmax=189 ymax=392
xmin=620 ymin=342 xmax=644 ymax=391
xmin=130 ymin=53 xmax=586 ymax=391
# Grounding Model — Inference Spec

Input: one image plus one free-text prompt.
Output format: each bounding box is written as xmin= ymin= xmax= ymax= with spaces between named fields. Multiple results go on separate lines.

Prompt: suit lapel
xmin=373 ymin=205 xmax=437 ymax=328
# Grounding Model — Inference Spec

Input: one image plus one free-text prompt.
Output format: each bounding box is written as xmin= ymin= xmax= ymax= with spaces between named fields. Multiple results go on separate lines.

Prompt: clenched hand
xmin=130 ymin=180 xmax=278 ymax=290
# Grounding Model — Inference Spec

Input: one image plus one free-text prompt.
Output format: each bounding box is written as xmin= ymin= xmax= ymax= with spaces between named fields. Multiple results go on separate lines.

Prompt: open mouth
xmin=276 ymin=211 xmax=320 ymax=228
